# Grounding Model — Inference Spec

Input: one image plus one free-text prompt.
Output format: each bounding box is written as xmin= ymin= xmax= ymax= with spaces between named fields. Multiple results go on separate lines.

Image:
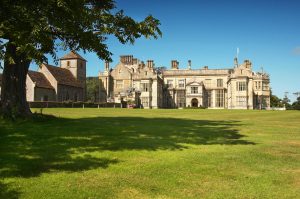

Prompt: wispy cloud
xmin=292 ymin=47 xmax=300 ymax=55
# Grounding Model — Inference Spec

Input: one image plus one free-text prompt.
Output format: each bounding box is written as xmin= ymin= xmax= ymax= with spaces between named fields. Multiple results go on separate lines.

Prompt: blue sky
xmin=31 ymin=0 xmax=300 ymax=102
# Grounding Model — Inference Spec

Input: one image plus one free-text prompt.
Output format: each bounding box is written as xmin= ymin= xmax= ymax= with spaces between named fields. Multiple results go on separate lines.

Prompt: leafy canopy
xmin=0 ymin=0 xmax=162 ymax=63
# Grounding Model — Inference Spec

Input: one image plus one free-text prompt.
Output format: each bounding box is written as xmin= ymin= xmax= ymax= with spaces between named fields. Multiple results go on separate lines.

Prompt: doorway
xmin=191 ymin=98 xmax=198 ymax=107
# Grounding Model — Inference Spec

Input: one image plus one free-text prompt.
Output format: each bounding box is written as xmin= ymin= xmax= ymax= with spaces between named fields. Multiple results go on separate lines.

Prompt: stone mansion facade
xmin=99 ymin=55 xmax=270 ymax=109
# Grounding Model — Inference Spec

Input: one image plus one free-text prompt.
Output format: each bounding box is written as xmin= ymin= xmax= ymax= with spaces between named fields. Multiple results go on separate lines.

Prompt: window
xmin=141 ymin=83 xmax=150 ymax=92
xmin=204 ymin=79 xmax=211 ymax=88
xmin=167 ymin=80 xmax=173 ymax=88
xmin=236 ymin=82 xmax=246 ymax=91
xmin=116 ymin=80 xmax=123 ymax=89
xmin=191 ymin=87 xmax=198 ymax=94
xmin=67 ymin=61 xmax=70 ymax=67
xmin=217 ymin=79 xmax=223 ymax=87
xmin=263 ymin=82 xmax=269 ymax=90
xmin=178 ymin=79 xmax=185 ymax=88
xmin=177 ymin=90 xmax=186 ymax=107
xmin=207 ymin=91 xmax=212 ymax=107
xmin=141 ymin=97 xmax=149 ymax=107
xmin=215 ymin=90 xmax=224 ymax=107
xmin=145 ymin=71 xmax=147 ymax=76
xmin=255 ymin=81 xmax=262 ymax=90
xmin=236 ymin=96 xmax=247 ymax=107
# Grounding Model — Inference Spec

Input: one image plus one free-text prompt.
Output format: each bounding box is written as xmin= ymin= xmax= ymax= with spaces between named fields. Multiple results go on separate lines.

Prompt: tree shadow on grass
xmin=0 ymin=181 xmax=19 ymax=199
xmin=0 ymin=116 xmax=254 ymax=179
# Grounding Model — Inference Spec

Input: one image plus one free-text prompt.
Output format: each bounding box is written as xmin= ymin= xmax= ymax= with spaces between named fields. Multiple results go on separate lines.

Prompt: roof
xmin=43 ymin=64 xmax=83 ymax=88
xmin=60 ymin=51 xmax=86 ymax=61
xmin=186 ymin=80 xmax=204 ymax=86
xmin=28 ymin=71 xmax=54 ymax=89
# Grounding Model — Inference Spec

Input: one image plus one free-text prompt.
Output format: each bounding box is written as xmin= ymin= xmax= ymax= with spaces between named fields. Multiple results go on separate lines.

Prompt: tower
xmin=60 ymin=51 xmax=87 ymax=100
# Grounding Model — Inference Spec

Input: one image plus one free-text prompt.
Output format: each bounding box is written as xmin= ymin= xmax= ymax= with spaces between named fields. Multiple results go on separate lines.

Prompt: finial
xmin=234 ymin=57 xmax=238 ymax=68
xmin=105 ymin=61 xmax=110 ymax=71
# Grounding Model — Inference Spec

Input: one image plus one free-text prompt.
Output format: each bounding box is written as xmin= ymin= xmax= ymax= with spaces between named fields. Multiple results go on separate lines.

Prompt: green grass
xmin=0 ymin=108 xmax=300 ymax=199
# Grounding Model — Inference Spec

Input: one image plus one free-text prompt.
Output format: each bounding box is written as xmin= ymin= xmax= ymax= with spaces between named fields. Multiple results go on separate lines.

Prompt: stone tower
xmin=60 ymin=51 xmax=87 ymax=100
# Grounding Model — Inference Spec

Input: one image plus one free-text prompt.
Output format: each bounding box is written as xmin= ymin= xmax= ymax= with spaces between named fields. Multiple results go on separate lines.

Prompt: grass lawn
xmin=0 ymin=108 xmax=300 ymax=199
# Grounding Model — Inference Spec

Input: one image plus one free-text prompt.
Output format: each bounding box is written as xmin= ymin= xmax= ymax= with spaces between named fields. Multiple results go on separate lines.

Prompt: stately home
xmin=99 ymin=55 xmax=270 ymax=109
xmin=26 ymin=51 xmax=86 ymax=102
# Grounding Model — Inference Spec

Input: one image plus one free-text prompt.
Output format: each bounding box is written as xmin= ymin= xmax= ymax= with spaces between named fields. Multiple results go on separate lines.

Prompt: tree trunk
xmin=0 ymin=42 xmax=32 ymax=118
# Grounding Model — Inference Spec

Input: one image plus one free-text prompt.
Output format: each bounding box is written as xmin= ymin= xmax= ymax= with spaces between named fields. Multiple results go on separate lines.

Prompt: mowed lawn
xmin=0 ymin=109 xmax=300 ymax=199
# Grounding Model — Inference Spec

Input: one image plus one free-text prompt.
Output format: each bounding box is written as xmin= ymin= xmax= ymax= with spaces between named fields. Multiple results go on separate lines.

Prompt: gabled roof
xmin=28 ymin=71 xmax=54 ymax=89
xmin=60 ymin=51 xmax=86 ymax=61
xmin=43 ymin=64 xmax=83 ymax=88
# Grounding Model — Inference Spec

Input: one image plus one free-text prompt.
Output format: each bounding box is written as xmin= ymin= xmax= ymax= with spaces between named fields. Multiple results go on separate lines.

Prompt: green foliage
xmin=86 ymin=77 xmax=100 ymax=102
xmin=292 ymin=96 xmax=300 ymax=110
xmin=0 ymin=0 xmax=162 ymax=63
xmin=1 ymin=109 xmax=300 ymax=198
xmin=270 ymin=94 xmax=284 ymax=107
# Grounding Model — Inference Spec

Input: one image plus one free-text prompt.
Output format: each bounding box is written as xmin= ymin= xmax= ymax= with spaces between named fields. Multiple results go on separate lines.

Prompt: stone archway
xmin=191 ymin=98 xmax=198 ymax=107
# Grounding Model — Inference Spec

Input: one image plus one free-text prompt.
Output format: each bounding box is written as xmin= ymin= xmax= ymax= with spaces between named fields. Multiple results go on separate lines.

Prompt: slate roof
xmin=44 ymin=64 xmax=83 ymax=88
xmin=28 ymin=71 xmax=54 ymax=89
xmin=60 ymin=51 xmax=86 ymax=61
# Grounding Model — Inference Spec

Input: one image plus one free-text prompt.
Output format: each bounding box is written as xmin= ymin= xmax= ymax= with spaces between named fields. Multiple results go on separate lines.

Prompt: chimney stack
xmin=244 ymin=60 xmax=252 ymax=69
xmin=120 ymin=55 xmax=133 ymax=65
xmin=171 ymin=60 xmax=179 ymax=69
xmin=147 ymin=60 xmax=154 ymax=68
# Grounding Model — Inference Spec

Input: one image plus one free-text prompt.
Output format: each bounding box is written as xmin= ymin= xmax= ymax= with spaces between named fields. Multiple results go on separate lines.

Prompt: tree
xmin=292 ymin=92 xmax=300 ymax=110
xmin=270 ymin=94 xmax=283 ymax=108
xmin=0 ymin=0 xmax=161 ymax=118
xmin=86 ymin=77 xmax=100 ymax=103
xmin=282 ymin=92 xmax=292 ymax=110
